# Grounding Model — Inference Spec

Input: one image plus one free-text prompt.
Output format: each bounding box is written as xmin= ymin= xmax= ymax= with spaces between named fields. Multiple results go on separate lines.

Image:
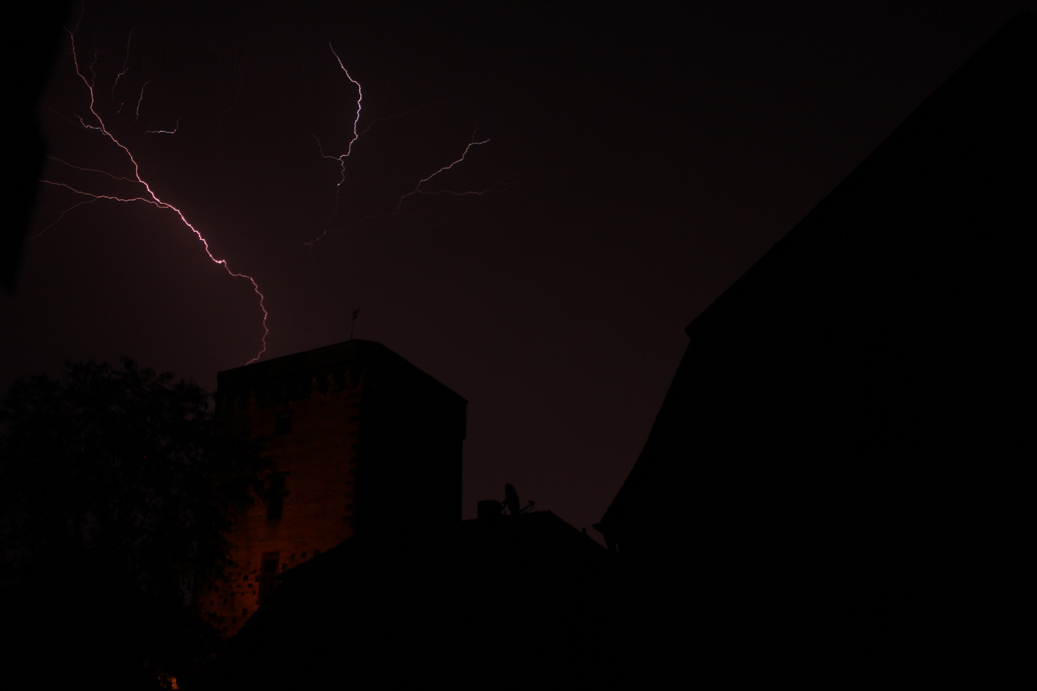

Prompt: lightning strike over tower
xmin=41 ymin=29 xmax=270 ymax=364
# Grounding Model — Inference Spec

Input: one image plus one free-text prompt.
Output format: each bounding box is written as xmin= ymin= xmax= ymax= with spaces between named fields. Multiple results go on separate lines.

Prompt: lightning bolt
xmin=302 ymin=44 xmax=365 ymax=248
xmin=305 ymin=50 xmax=501 ymax=247
xmin=145 ymin=117 xmax=180 ymax=135
xmin=395 ymin=134 xmax=491 ymax=212
xmin=40 ymin=28 xmax=269 ymax=364
xmin=111 ymin=26 xmax=135 ymax=98
xmin=47 ymin=155 xmax=139 ymax=183
xmin=134 ymin=79 xmax=150 ymax=123
xmin=323 ymin=44 xmax=363 ymax=199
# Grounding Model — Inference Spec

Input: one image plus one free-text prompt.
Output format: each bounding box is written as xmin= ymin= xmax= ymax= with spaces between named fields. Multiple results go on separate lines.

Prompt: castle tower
xmin=196 ymin=340 xmax=466 ymax=637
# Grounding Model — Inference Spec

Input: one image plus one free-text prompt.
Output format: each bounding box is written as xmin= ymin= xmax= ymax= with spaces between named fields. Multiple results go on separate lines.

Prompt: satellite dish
xmin=504 ymin=483 xmax=521 ymax=516
xmin=503 ymin=483 xmax=535 ymax=515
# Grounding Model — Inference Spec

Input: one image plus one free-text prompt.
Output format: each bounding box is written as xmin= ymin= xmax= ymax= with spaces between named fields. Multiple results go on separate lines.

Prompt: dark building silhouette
xmin=197 ymin=508 xmax=612 ymax=689
xmin=595 ymin=13 xmax=1034 ymax=686
xmin=196 ymin=340 xmax=466 ymax=637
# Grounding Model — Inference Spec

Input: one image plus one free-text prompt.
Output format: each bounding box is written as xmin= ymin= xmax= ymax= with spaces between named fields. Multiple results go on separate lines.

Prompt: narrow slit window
xmin=267 ymin=472 xmax=286 ymax=520
xmin=274 ymin=411 xmax=293 ymax=436
xmin=257 ymin=552 xmax=280 ymax=604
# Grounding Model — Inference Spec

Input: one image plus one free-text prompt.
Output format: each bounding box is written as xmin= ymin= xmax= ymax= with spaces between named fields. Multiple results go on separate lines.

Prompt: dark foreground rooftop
xmin=197 ymin=512 xmax=615 ymax=688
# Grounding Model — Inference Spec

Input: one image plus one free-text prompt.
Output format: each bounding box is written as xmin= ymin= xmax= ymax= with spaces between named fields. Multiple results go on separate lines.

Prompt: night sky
xmin=6 ymin=0 xmax=1035 ymax=537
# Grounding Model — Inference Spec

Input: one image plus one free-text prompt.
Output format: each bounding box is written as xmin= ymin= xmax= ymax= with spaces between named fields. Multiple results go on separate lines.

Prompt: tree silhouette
xmin=0 ymin=357 xmax=268 ymax=689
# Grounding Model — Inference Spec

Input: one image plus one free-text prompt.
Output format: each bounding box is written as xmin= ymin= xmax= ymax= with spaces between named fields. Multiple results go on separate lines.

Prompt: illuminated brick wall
xmin=197 ymin=340 xmax=466 ymax=637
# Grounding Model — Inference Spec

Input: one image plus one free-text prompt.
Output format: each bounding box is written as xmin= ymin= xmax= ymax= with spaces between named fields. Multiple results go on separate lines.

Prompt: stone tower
xmin=196 ymin=340 xmax=466 ymax=637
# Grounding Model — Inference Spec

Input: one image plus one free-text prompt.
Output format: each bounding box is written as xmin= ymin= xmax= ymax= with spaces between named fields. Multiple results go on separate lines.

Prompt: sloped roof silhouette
xmin=598 ymin=11 xmax=1035 ymax=546
xmin=594 ymin=12 xmax=1034 ymax=687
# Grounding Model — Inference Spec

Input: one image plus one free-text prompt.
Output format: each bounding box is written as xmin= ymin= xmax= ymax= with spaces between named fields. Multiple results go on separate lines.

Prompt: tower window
xmin=257 ymin=552 xmax=280 ymax=605
xmin=267 ymin=472 xmax=287 ymax=520
xmin=274 ymin=411 xmax=293 ymax=436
